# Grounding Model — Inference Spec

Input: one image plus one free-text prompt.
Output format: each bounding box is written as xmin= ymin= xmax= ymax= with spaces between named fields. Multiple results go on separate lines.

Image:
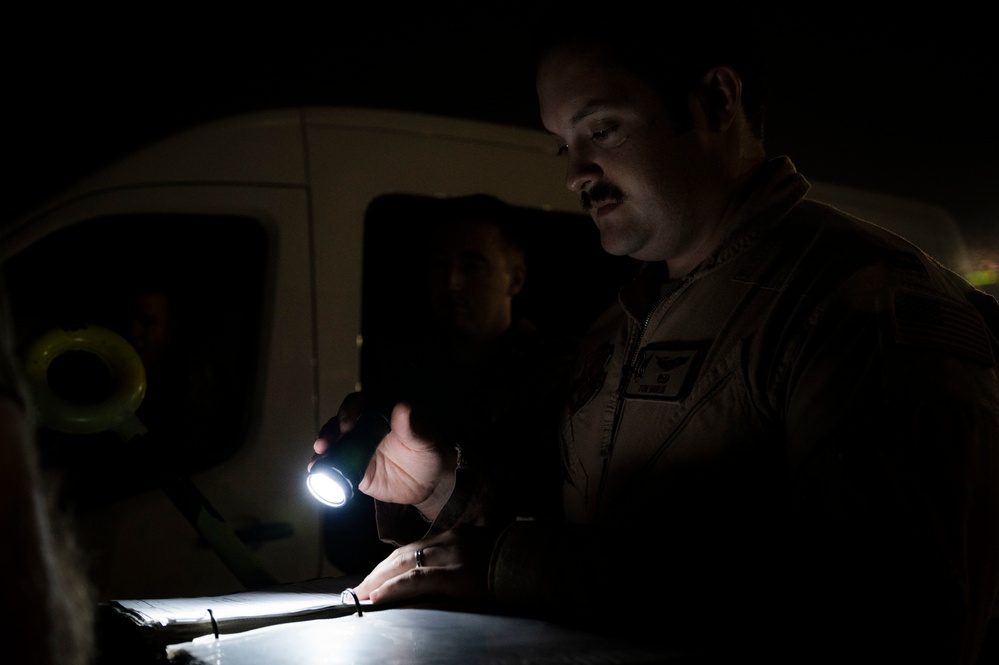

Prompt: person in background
xmin=314 ymin=9 xmax=999 ymax=663
xmin=314 ymin=194 xmax=574 ymax=575
xmin=1 ymin=277 xmax=96 ymax=665
xmin=125 ymin=284 xmax=221 ymax=440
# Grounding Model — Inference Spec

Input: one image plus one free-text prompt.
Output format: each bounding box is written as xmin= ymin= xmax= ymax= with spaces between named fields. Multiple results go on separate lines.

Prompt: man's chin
xmin=442 ymin=317 xmax=478 ymax=336
xmin=598 ymin=229 xmax=641 ymax=258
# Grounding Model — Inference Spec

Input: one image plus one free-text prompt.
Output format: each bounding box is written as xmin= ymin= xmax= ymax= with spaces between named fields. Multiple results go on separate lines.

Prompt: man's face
xmin=537 ymin=43 xmax=710 ymax=263
xmin=129 ymin=290 xmax=175 ymax=368
xmin=426 ymin=219 xmax=524 ymax=342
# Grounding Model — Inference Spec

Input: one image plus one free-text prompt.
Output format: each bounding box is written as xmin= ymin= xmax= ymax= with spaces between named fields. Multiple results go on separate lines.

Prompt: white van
xmin=0 ymin=107 xmax=975 ymax=602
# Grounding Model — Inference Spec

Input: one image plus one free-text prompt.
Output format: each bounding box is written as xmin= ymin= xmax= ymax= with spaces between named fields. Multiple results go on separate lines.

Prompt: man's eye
xmin=556 ymin=144 xmax=568 ymax=157
xmin=459 ymin=258 xmax=487 ymax=275
xmin=592 ymin=127 xmax=615 ymax=141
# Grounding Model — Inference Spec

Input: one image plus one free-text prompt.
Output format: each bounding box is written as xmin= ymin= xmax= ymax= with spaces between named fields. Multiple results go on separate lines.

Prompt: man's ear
xmin=508 ymin=264 xmax=527 ymax=297
xmin=699 ymin=65 xmax=742 ymax=132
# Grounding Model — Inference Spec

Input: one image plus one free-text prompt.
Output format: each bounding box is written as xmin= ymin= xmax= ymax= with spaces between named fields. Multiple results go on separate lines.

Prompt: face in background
xmin=426 ymin=218 xmax=526 ymax=344
xmin=537 ymin=42 xmax=725 ymax=268
xmin=128 ymin=290 xmax=177 ymax=370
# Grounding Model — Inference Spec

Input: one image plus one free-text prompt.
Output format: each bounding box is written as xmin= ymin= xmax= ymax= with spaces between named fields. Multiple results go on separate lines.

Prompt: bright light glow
xmin=306 ymin=472 xmax=348 ymax=507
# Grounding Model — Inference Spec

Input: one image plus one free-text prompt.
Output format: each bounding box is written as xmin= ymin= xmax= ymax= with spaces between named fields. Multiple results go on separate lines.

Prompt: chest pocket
xmin=624 ymin=341 xmax=709 ymax=401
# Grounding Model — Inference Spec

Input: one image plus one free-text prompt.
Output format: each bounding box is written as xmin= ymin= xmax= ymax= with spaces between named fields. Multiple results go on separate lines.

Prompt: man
xmin=318 ymin=11 xmax=999 ymax=664
xmin=315 ymin=194 xmax=571 ymax=574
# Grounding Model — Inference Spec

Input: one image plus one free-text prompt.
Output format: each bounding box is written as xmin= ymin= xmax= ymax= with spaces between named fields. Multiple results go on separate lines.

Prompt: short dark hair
xmin=531 ymin=2 xmax=773 ymax=143
xmin=432 ymin=193 xmax=529 ymax=260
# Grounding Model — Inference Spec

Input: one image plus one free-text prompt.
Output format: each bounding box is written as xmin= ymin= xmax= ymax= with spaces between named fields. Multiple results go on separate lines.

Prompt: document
xmin=98 ymin=576 xmax=373 ymax=657
xmin=113 ymin=577 xmax=368 ymax=627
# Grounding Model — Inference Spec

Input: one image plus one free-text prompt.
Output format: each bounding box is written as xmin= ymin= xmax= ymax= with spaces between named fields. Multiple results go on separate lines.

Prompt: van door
xmin=2 ymin=184 xmax=321 ymax=600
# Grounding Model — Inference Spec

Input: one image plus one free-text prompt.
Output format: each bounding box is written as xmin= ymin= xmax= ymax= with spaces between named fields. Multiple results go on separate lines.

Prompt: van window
xmin=359 ymin=193 xmax=637 ymax=389
xmin=3 ymin=213 xmax=268 ymax=512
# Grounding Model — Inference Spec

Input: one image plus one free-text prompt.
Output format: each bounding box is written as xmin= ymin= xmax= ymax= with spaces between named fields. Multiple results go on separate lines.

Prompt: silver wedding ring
xmin=414 ymin=548 xmax=424 ymax=568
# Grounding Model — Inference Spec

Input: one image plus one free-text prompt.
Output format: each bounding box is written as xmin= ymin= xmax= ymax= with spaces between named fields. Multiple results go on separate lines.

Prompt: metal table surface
xmin=164 ymin=606 xmax=693 ymax=665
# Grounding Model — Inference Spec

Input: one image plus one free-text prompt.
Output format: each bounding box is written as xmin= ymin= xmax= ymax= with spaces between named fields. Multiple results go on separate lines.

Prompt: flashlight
xmin=307 ymin=410 xmax=391 ymax=507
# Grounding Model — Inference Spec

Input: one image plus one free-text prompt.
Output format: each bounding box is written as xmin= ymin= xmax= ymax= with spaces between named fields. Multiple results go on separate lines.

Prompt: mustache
xmin=581 ymin=182 xmax=625 ymax=210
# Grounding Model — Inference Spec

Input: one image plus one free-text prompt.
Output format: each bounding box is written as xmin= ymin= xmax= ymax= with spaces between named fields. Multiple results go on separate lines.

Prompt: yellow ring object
xmin=22 ymin=324 xmax=146 ymax=435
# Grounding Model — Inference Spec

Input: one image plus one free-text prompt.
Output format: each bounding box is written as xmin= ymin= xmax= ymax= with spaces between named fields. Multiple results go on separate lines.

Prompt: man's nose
xmin=565 ymin=149 xmax=601 ymax=194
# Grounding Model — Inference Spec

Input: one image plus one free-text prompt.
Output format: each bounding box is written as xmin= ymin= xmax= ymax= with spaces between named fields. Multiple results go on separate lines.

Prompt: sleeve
xmin=374 ymin=455 xmax=498 ymax=545
xmin=780 ymin=272 xmax=999 ymax=663
xmin=485 ymin=518 xmax=672 ymax=640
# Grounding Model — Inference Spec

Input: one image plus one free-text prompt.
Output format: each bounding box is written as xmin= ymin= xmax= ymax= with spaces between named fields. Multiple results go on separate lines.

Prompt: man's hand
xmin=357 ymin=403 xmax=457 ymax=518
xmin=352 ymin=525 xmax=495 ymax=606
xmin=309 ymin=394 xmax=458 ymax=521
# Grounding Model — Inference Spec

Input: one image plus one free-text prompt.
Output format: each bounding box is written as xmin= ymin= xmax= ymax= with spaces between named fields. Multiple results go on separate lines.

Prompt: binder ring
xmin=340 ymin=588 xmax=362 ymax=616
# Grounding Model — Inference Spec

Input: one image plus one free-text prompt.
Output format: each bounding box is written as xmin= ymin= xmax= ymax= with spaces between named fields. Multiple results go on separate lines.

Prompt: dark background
xmin=5 ymin=8 xmax=996 ymax=254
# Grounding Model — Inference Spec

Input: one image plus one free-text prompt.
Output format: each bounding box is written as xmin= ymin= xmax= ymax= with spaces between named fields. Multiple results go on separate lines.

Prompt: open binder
xmin=96 ymin=576 xmax=692 ymax=665
xmin=96 ymin=576 xmax=379 ymax=660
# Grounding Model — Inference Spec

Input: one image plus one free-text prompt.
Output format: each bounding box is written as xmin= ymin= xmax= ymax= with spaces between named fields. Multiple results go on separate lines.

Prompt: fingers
xmin=352 ymin=544 xmax=421 ymax=600
xmin=309 ymin=437 xmax=329 ymax=471
xmin=352 ymin=541 xmax=446 ymax=602
xmin=315 ymin=415 xmax=342 ymax=443
xmin=310 ymin=392 xmax=366 ymax=470
xmin=337 ymin=392 xmax=365 ymax=430
xmin=307 ymin=451 xmax=322 ymax=472
xmin=360 ymin=545 xmax=464 ymax=605
xmin=309 ymin=415 xmax=339 ymax=471
xmin=352 ymin=528 xmax=491 ymax=606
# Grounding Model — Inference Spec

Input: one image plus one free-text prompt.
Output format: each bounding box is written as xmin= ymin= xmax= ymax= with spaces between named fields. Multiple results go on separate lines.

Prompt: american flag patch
xmin=889 ymin=289 xmax=996 ymax=367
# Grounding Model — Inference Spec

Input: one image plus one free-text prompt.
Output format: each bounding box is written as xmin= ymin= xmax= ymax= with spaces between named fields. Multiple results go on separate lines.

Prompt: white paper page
xmin=114 ymin=578 xmax=370 ymax=626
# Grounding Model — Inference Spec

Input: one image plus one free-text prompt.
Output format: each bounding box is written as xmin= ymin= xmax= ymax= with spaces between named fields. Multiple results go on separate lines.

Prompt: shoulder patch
xmin=889 ymin=289 xmax=996 ymax=367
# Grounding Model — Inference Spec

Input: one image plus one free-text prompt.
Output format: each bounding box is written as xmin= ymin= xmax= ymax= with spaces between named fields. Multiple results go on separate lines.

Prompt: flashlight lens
xmin=307 ymin=473 xmax=348 ymax=507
